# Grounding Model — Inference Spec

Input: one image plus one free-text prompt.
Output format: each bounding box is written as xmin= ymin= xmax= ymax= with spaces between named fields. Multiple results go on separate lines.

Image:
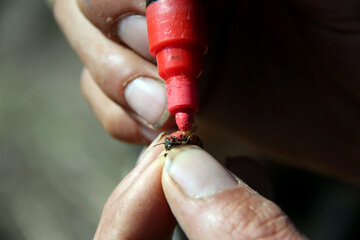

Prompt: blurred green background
xmin=0 ymin=1 xmax=141 ymax=239
xmin=0 ymin=1 xmax=359 ymax=240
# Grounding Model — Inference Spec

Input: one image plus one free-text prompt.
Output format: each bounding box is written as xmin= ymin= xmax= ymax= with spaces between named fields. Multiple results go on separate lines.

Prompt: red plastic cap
xmin=146 ymin=0 xmax=207 ymax=57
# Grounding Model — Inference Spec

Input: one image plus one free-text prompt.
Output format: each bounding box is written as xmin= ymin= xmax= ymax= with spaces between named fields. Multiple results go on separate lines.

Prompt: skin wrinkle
xmin=224 ymin=203 xmax=255 ymax=238
xmin=205 ymin=187 xmax=297 ymax=240
xmin=277 ymin=229 xmax=296 ymax=240
xmin=226 ymin=195 xmax=257 ymax=231
xmin=216 ymin=191 xmax=255 ymax=237
xmin=263 ymin=217 xmax=294 ymax=240
xmin=250 ymin=214 xmax=289 ymax=239
xmin=226 ymin=196 xmax=273 ymax=239
xmin=267 ymin=221 xmax=302 ymax=240
xmin=238 ymin=198 xmax=272 ymax=234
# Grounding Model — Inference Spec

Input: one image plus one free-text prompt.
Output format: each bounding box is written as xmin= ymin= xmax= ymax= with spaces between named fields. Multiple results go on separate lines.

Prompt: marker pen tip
xmin=175 ymin=109 xmax=193 ymax=131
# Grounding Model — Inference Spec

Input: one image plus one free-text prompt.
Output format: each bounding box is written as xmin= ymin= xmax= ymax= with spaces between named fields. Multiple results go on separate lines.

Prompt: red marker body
xmin=146 ymin=0 xmax=207 ymax=131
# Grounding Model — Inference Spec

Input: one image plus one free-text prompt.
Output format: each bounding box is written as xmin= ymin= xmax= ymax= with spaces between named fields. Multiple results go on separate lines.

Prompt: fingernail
xmin=125 ymin=77 xmax=169 ymax=128
xmin=165 ymin=146 xmax=239 ymax=198
xmin=117 ymin=15 xmax=153 ymax=60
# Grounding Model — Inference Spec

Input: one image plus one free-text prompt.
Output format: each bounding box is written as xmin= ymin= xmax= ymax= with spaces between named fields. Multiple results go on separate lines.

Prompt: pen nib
xmin=175 ymin=109 xmax=193 ymax=132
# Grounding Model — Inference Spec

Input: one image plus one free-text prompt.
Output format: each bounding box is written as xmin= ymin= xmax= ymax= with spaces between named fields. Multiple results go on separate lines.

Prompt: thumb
xmin=162 ymin=146 xmax=306 ymax=240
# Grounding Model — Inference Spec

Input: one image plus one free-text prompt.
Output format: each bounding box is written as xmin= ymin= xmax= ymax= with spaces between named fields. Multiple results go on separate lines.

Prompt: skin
xmin=53 ymin=0 xmax=359 ymax=238
xmin=92 ymin=135 xmax=306 ymax=240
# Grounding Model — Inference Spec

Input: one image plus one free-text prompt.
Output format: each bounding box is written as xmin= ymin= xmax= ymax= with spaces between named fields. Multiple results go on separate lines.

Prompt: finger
xmin=95 ymin=134 xmax=176 ymax=240
xmin=104 ymin=133 xmax=167 ymax=206
xmin=81 ymin=68 xmax=160 ymax=143
xmin=76 ymin=0 xmax=153 ymax=61
xmin=162 ymin=146 xmax=306 ymax=240
xmin=54 ymin=0 xmax=171 ymax=130
xmin=75 ymin=0 xmax=146 ymax=36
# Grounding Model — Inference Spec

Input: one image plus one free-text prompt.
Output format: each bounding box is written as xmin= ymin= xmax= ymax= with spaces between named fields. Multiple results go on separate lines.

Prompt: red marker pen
xmin=146 ymin=0 xmax=207 ymax=131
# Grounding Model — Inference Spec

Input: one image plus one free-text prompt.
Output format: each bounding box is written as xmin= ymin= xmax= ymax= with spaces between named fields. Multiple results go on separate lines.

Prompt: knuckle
xmin=250 ymin=201 xmax=291 ymax=238
xmin=101 ymin=109 xmax=140 ymax=143
xmin=222 ymin=193 xmax=294 ymax=239
xmin=242 ymin=199 xmax=294 ymax=239
xmin=102 ymin=112 xmax=121 ymax=138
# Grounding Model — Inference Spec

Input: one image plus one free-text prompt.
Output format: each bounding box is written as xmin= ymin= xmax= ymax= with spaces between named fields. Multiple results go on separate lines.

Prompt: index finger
xmin=95 ymin=135 xmax=176 ymax=240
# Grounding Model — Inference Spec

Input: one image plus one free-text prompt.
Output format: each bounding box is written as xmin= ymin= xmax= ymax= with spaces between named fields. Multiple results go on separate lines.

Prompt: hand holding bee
xmin=93 ymin=134 xmax=306 ymax=240
xmin=53 ymin=0 xmax=359 ymax=238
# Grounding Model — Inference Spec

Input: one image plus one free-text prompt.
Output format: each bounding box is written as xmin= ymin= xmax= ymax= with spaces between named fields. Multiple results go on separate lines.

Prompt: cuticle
xmin=112 ymin=12 xmax=137 ymax=25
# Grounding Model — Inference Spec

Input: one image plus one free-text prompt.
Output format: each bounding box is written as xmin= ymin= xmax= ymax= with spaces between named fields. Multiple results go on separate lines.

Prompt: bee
xmin=163 ymin=130 xmax=203 ymax=151
xmin=154 ymin=130 xmax=203 ymax=151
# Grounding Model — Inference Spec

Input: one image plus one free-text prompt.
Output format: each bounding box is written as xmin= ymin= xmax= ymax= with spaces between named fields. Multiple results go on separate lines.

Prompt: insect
xmin=163 ymin=130 xmax=203 ymax=151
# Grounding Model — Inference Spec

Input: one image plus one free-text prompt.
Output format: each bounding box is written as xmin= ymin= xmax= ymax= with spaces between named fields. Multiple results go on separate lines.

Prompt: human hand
xmin=93 ymin=134 xmax=306 ymax=240
xmin=54 ymin=0 xmax=174 ymax=144
xmin=54 ymin=0 xmax=360 ymax=182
